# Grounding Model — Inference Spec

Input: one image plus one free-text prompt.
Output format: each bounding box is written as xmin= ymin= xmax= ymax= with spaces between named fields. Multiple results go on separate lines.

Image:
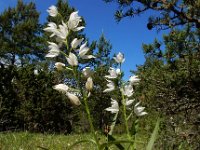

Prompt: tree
xmin=89 ymin=34 xmax=115 ymax=129
xmin=0 ymin=0 xmax=45 ymax=67
xmin=0 ymin=0 xmax=46 ymax=131
xmin=134 ymin=19 xmax=200 ymax=150
xmin=105 ymin=0 xmax=200 ymax=148
xmin=103 ymin=0 xmax=200 ymax=30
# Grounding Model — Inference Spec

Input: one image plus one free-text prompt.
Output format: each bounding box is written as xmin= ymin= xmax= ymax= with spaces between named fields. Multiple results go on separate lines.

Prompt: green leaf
xmin=130 ymin=118 xmax=139 ymax=137
xmin=108 ymin=112 xmax=118 ymax=135
xmin=67 ymin=139 xmax=96 ymax=150
xmin=100 ymin=137 xmax=134 ymax=150
xmin=146 ymin=117 xmax=161 ymax=150
xmin=107 ymin=134 xmax=125 ymax=150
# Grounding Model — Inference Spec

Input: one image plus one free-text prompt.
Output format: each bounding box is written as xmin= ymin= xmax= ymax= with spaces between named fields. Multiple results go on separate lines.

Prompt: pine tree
xmin=0 ymin=0 xmax=45 ymax=67
xmin=103 ymin=0 xmax=200 ymax=30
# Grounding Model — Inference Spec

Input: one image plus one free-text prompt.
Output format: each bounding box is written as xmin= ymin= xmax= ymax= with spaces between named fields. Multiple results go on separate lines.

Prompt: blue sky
xmin=0 ymin=0 xmax=166 ymax=79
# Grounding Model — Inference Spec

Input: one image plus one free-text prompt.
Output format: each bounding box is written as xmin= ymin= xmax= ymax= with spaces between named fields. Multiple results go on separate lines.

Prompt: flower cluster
xmin=44 ymin=5 xmax=95 ymax=105
xmin=104 ymin=52 xmax=147 ymax=117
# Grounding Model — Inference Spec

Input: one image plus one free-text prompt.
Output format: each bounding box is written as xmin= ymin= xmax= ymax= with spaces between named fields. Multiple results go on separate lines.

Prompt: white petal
xmin=66 ymin=93 xmax=81 ymax=106
xmin=55 ymin=62 xmax=65 ymax=70
xmin=53 ymin=84 xmax=69 ymax=93
xmin=72 ymin=26 xmax=85 ymax=31
xmin=81 ymin=55 xmax=96 ymax=59
xmin=126 ymin=99 xmax=134 ymax=106
xmin=71 ymin=38 xmax=84 ymax=49
xmin=66 ymin=52 xmax=78 ymax=66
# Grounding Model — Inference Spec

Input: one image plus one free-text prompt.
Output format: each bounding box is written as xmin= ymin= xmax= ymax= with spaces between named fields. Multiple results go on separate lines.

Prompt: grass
xmin=0 ymin=132 xmax=97 ymax=150
xmin=0 ymin=131 xmax=150 ymax=150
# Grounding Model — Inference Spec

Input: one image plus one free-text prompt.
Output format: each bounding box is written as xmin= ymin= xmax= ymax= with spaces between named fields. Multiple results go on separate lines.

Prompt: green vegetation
xmin=0 ymin=132 xmax=94 ymax=150
xmin=0 ymin=0 xmax=199 ymax=149
xmin=0 ymin=131 xmax=151 ymax=150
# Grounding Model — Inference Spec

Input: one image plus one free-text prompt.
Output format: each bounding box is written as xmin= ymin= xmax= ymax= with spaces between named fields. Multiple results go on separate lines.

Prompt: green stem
xmin=74 ymin=68 xmax=100 ymax=150
xmin=83 ymin=96 xmax=101 ymax=150
xmin=122 ymin=95 xmax=135 ymax=150
xmin=119 ymin=63 xmax=131 ymax=139
xmin=122 ymin=94 xmax=131 ymax=139
xmin=133 ymin=118 xmax=139 ymax=150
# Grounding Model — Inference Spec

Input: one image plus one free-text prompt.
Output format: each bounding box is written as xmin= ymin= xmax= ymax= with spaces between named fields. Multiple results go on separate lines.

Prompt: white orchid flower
xmin=71 ymin=38 xmax=84 ymax=49
xmin=129 ymin=75 xmax=140 ymax=85
xmin=53 ymin=84 xmax=69 ymax=93
xmin=68 ymin=11 xmax=85 ymax=31
xmin=43 ymin=22 xmax=58 ymax=37
xmin=125 ymin=99 xmax=135 ymax=107
xmin=79 ymin=42 xmax=95 ymax=59
xmin=55 ymin=62 xmax=65 ymax=71
xmin=46 ymin=42 xmax=60 ymax=58
xmin=122 ymin=84 xmax=134 ymax=97
xmin=66 ymin=92 xmax=81 ymax=106
xmin=66 ymin=52 xmax=78 ymax=66
xmin=114 ymin=52 xmax=125 ymax=64
xmin=105 ymin=67 xmax=120 ymax=79
xmin=47 ymin=5 xmax=58 ymax=17
xmin=56 ymin=21 xmax=69 ymax=40
xmin=82 ymin=67 xmax=92 ymax=78
xmin=103 ymin=80 xmax=115 ymax=93
xmin=85 ymin=77 xmax=93 ymax=91
xmin=105 ymin=99 xmax=119 ymax=114
xmin=134 ymin=102 xmax=148 ymax=117
xmin=123 ymin=99 xmax=135 ymax=110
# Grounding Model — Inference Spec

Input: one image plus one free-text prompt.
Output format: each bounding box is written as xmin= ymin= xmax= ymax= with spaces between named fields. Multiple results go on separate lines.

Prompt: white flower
xmin=66 ymin=52 xmax=78 ymax=66
xmin=123 ymin=99 xmax=135 ymax=110
xmin=103 ymin=80 xmax=115 ymax=93
xmin=47 ymin=5 xmax=58 ymax=17
xmin=134 ymin=102 xmax=147 ymax=117
xmin=46 ymin=42 xmax=60 ymax=58
xmin=44 ymin=22 xmax=58 ymax=37
xmin=122 ymin=84 xmax=134 ymax=97
xmin=56 ymin=21 xmax=68 ymax=40
xmin=71 ymin=38 xmax=84 ymax=49
xmin=85 ymin=77 xmax=93 ymax=91
xmin=55 ymin=62 xmax=65 ymax=71
xmin=125 ymin=99 xmax=135 ymax=107
xmin=53 ymin=84 xmax=69 ymax=93
xmin=129 ymin=75 xmax=140 ymax=85
xmin=113 ymin=52 xmax=125 ymax=63
xmin=105 ymin=67 xmax=120 ymax=79
xmin=78 ymin=42 xmax=95 ymax=59
xmin=105 ymin=99 xmax=119 ymax=114
xmin=66 ymin=92 xmax=81 ymax=106
xmin=82 ymin=67 xmax=92 ymax=78
xmin=68 ymin=11 xmax=85 ymax=31
xmin=34 ymin=69 xmax=39 ymax=75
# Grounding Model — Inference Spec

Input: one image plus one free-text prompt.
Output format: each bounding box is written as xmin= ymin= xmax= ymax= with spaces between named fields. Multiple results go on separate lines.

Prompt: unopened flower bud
xmin=85 ymin=77 xmax=93 ymax=91
xmin=66 ymin=92 xmax=81 ymax=106
xmin=55 ymin=62 xmax=65 ymax=71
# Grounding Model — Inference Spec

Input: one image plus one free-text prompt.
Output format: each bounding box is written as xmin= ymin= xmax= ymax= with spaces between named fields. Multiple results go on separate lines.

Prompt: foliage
xmin=0 ymin=0 xmax=45 ymax=66
xmin=103 ymin=0 xmax=200 ymax=30
xmin=134 ymin=10 xmax=200 ymax=150
xmin=104 ymin=0 xmax=200 ymax=148
xmin=0 ymin=0 xmax=79 ymax=134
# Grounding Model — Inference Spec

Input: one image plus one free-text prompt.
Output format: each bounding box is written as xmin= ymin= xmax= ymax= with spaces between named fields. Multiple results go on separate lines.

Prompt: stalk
xmin=119 ymin=63 xmax=134 ymax=150
xmin=83 ymin=96 xmax=101 ymax=150
xmin=74 ymin=68 xmax=100 ymax=150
